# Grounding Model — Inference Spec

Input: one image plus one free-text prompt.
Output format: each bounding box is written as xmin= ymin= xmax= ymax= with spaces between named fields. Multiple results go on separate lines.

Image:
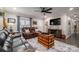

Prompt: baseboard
xmin=76 ymin=32 xmax=79 ymax=34
xmin=66 ymin=33 xmax=74 ymax=40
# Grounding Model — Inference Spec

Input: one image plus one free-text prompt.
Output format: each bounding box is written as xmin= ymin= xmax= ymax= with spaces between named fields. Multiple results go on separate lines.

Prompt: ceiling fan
xmin=35 ymin=7 xmax=53 ymax=15
xmin=41 ymin=7 xmax=52 ymax=13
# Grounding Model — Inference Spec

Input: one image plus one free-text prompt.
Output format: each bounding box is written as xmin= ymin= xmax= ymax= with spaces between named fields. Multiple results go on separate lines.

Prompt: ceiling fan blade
xmin=46 ymin=8 xmax=52 ymax=11
xmin=46 ymin=12 xmax=52 ymax=13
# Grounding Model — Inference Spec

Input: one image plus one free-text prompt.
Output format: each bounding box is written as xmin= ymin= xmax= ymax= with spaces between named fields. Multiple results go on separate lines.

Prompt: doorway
xmin=76 ymin=21 xmax=79 ymax=33
xmin=66 ymin=20 xmax=79 ymax=47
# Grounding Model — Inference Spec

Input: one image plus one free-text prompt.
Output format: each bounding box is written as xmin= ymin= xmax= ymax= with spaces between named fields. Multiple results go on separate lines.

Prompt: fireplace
xmin=48 ymin=29 xmax=62 ymax=38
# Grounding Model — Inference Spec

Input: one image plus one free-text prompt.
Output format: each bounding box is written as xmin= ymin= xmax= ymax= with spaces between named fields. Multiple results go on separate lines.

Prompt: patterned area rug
xmin=27 ymin=37 xmax=79 ymax=52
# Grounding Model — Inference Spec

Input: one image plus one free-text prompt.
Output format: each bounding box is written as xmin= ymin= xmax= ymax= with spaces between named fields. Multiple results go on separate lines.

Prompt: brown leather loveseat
xmin=22 ymin=27 xmax=38 ymax=39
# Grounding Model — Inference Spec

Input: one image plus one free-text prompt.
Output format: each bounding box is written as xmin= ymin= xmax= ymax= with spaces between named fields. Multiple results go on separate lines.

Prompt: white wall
xmin=68 ymin=17 xmax=75 ymax=35
xmin=0 ymin=16 xmax=3 ymax=30
xmin=44 ymin=14 xmax=75 ymax=39
xmin=5 ymin=13 xmax=18 ymax=32
xmin=5 ymin=13 xmax=45 ymax=32
xmin=32 ymin=18 xmax=44 ymax=32
xmin=61 ymin=14 xmax=75 ymax=38
xmin=4 ymin=13 xmax=75 ymax=39
xmin=61 ymin=14 xmax=69 ymax=38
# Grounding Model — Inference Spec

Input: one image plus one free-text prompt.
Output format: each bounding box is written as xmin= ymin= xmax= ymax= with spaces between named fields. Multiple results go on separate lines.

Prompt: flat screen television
xmin=50 ymin=18 xmax=61 ymax=25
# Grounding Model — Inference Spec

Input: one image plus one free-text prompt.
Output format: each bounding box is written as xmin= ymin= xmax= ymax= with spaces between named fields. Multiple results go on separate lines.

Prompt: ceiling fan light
xmin=69 ymin=8 xmax=74 ymax=11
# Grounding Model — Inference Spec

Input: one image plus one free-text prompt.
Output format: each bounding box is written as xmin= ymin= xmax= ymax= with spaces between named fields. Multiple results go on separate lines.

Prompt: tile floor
xmin=3 ymin=36 xmax=79 ymax=52
xmin=27 ymin=37 xmax=79 ymax=52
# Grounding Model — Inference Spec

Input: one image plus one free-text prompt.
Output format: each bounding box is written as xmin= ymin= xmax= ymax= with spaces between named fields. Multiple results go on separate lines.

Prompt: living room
xmin=0 ymin=7 xmax=79 ymax=52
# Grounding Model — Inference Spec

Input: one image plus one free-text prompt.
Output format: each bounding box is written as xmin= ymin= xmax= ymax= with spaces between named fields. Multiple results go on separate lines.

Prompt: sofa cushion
xmin=35 ymin=29 xmax=39 ymax=32
xmin=0 ymin=32 xmax=6 ymax=39
xmin=25 ymin=30 xmax=30 ymax=33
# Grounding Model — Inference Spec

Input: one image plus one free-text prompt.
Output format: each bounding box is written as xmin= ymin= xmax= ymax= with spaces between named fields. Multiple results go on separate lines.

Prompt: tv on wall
xmin=50 ymin=18 xmax=61 ymax=25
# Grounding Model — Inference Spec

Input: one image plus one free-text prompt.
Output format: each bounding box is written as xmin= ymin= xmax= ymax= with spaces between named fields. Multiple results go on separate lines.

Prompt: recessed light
xmin=13 ymin=7 xmax=16 ymax=10
xmin=69 ymin=8 xmax=74 ymax=11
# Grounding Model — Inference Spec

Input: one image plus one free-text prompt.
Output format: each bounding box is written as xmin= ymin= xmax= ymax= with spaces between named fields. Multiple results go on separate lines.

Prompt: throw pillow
xmin=25 ymin=30 xmax=30 ymax=33
xmin=35 ymin=29 xmax=39 ymax=32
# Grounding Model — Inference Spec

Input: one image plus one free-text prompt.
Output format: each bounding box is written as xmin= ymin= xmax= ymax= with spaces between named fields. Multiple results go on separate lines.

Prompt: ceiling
xmin=0 ymin=7 xmax=79 ymax=19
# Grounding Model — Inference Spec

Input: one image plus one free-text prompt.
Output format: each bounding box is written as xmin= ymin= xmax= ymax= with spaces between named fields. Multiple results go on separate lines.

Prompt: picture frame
xmin=8 ymin=18 xmax=16 ymax=23
xmin=33 ymin=21 xmax=37 ymax=25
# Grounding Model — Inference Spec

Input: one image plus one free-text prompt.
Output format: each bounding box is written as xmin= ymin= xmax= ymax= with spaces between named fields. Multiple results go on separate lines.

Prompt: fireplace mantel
xmin=48 ymin=29 xmax=66 ymax=39
xmin=48 ymin=29 xmax=62 ymax=37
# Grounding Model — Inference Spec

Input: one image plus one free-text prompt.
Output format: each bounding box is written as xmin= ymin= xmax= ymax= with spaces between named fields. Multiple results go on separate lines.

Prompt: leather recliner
xmin=0 ymin=29 xmax=9 ymax=48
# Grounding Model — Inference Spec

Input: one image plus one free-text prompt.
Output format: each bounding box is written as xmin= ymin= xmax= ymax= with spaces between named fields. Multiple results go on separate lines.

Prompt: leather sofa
xmin=22 ymin=27 xmax=38 ymax=39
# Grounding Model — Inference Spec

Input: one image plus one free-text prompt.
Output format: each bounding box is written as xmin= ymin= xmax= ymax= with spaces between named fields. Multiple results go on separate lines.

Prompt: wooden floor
xmin=56 ymin=33 xmax=79 ymax=48
xmin=66 ymin=33 xmax=79 ymax=47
